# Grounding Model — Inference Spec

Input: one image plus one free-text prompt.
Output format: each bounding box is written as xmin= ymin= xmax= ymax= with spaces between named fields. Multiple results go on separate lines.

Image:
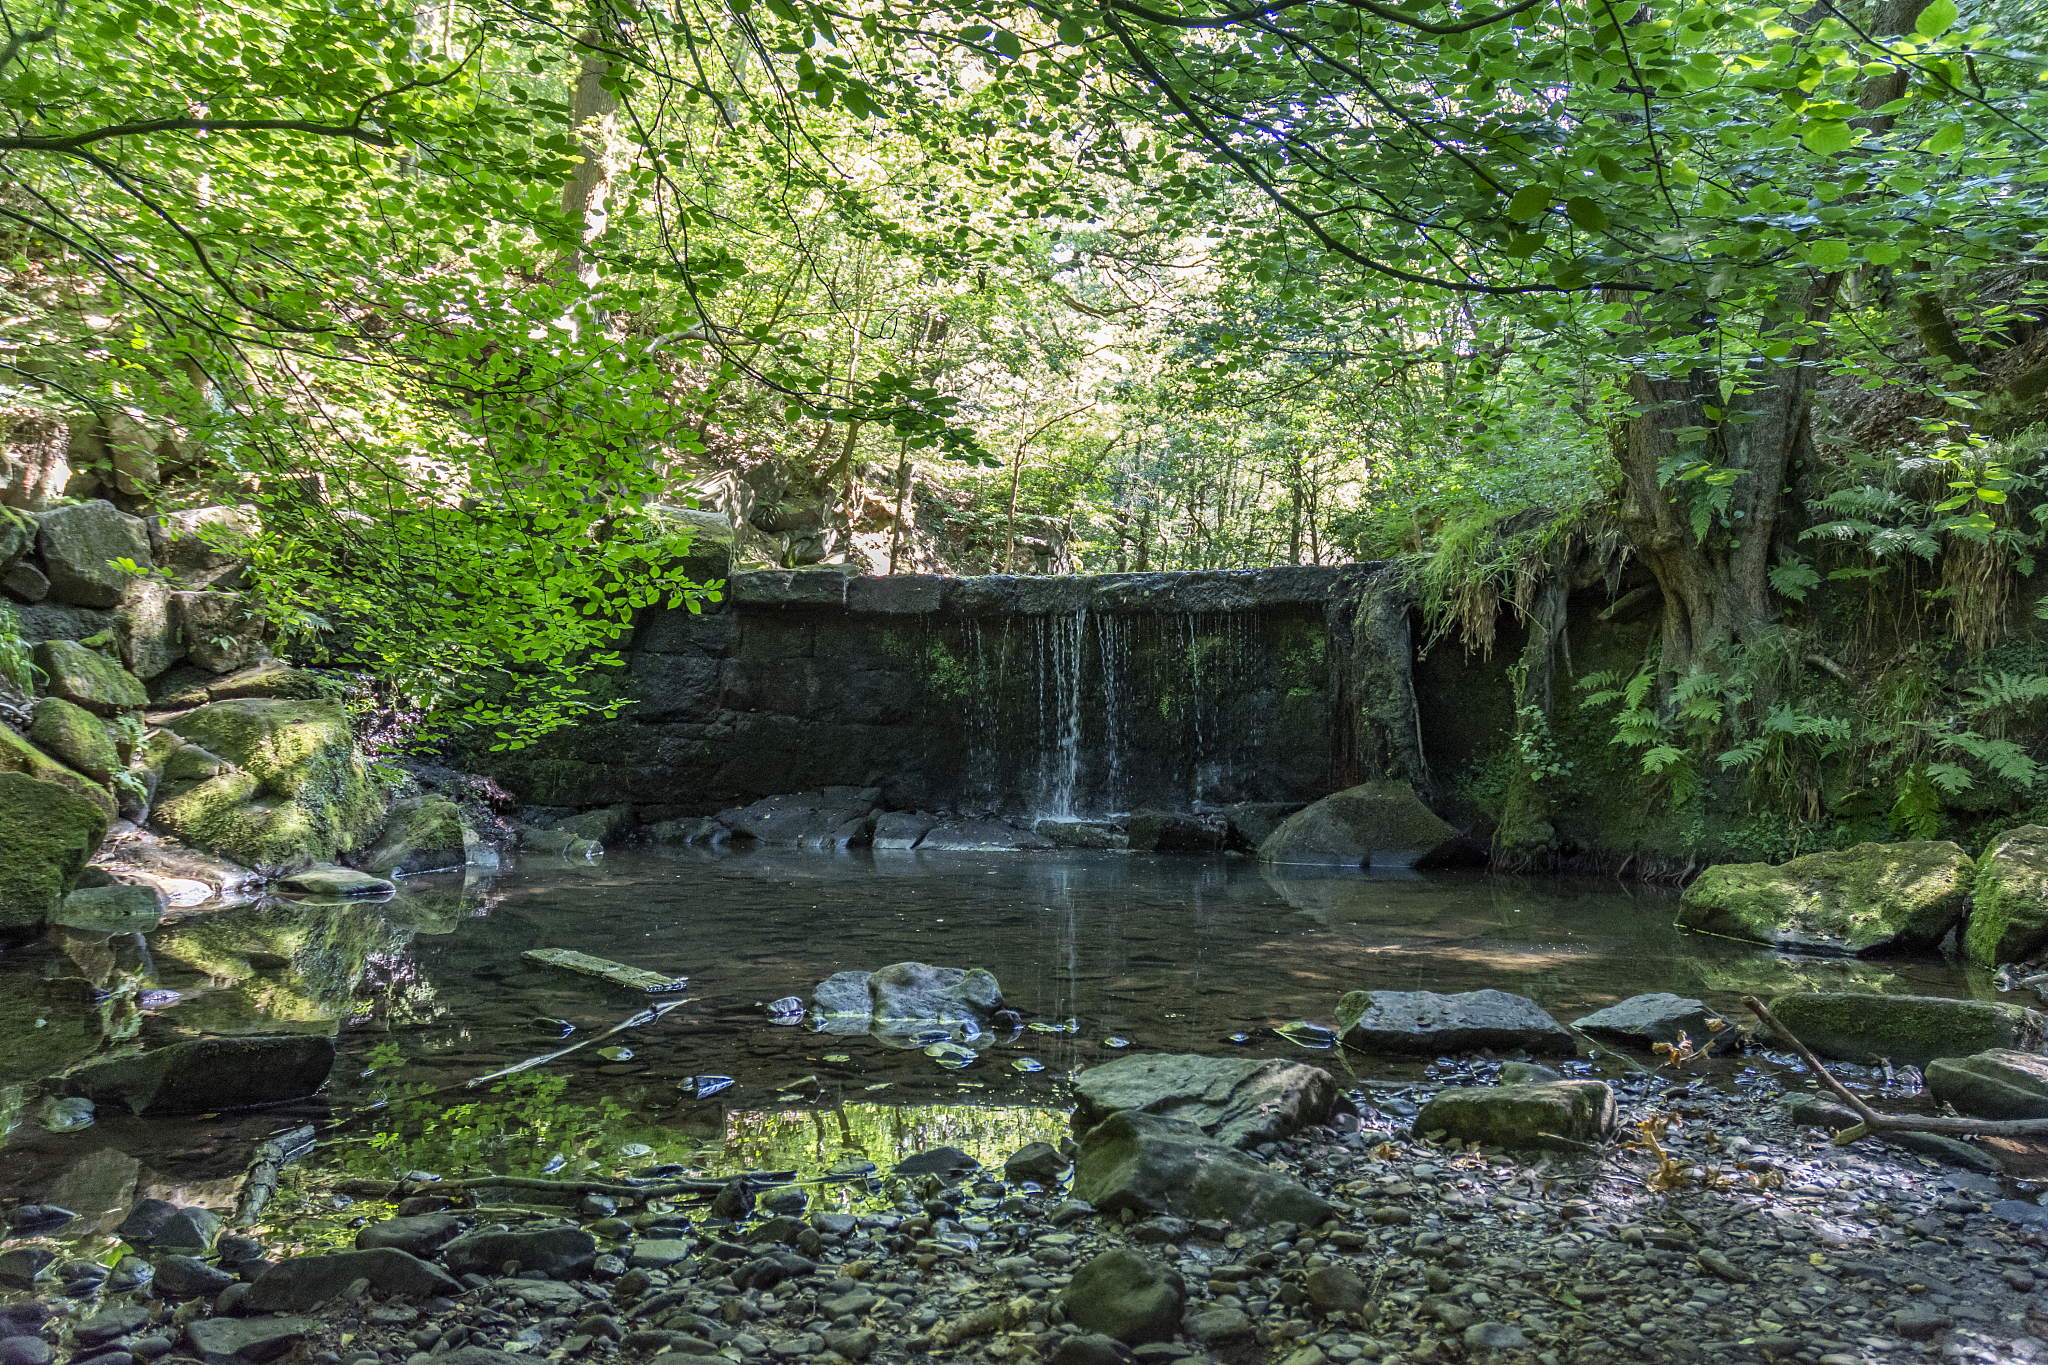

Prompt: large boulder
xmin=0 ymin=724 xmax=115 ymax=818
xmin=242 ymin=1248 xmax=460 ymax=1313
xmin=33 ymin=639 xmax=147 ymax=715
xmin=439 ymin=1227 xmax=596 ymax=1280
xmin=37 ymin=501 xmax=151 ymax=607
xmin=1966 ymin=826 xmax=2048 ymax=966
xmin=916 ymin=818 xmax=1056 ymax=852
xmin=1071 ymin=1111 xmax=1333 ymax=1227
xmin=719 ymin=788 xmax=877 ymax=847
xmin=1766 ymin=992 xmax=2046 ymax=1069
xmin=1060 ymin=1250 xmax=1185 ymax=1345
xmin=1925 ymin=1050 xmax=2048 ymax=1121
xmin=28 ymin=696 xmax=120 ymax=784
xmin=116 ymin=578 xmax=182 ymax=680
xmin=149 ymin=506 xmax=253 ymax=591
xmin=814 ymin=963 xmax=1005 ymax=1040
xmin=1415 ymin=1081 xmax=1616 ymax=1151
xmin=1257 ymin=781 xmax=1458 ymax=868
xmin=358 ymin=797 xmax=466 ymax=876
xmin=1571 ymin=993 xmax=1732 ymax=1051
xmin=1337 ymin=988 xmax=1575 ymax=1056
xmin=153 ymin=699 xmax=387 ymax=871
xmin=172 ymin=590 xmax=265 ymax=673
xmin=0 ymin=770 xmax=111 ymax=932
xmin=1071 ymin=1054 xmax=1340 ymax=1149
xmin=51 ymin=1034 xmax=336 ymax=1115
xmin=1678 ymin=841 xmax=1973 ymax=956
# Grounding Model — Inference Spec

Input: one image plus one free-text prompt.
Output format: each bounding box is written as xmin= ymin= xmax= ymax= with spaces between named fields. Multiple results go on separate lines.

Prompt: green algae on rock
xmin=1766 ymin=991 xmax=2046 ymax=1069
xmin=28 ymin=695 xmax=121 ymax=784
xmin=1415 ymin=1079 xmax=1617 ymax=1151
xmin=358 ymin=797 xmax=466 ymax=876
xmin=0 ymin=723 xmax=116 ymax=820
xmin=1677 ymin=840 xmax=1974 ymax=955
xmin=1256 ymin=780 xmax=1459 ymax=868
xmin=32 ymin=638 xmax=148 ymax=716
xmin=1964 ymin=825 xmax=2048 ymax=966
xmin=153 ymin=698 xmax=388 ymax=872
xmin=0 ymin=770 xmax=113 ymax=932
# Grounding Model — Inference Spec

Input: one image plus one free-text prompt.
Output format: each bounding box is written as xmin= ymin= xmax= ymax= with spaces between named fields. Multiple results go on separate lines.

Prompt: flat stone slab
xmin=1416 ymin=1081 xmax=1617 ymax=1151
xmin=277 ymin=864 xmax=394 ymax=898
xmin=1072 ymin=1054 xmax=1340 ymax=1149
xmin=1571 ymin=993 xmax=1732 ymax=1050
xmin=1338 ymin=988 xmax=1575 ymax=1057
xmin=523 ymin=948 xmax=688 ymax=993
xmin=185 ymin=1316 xmax=314 ymax=1364
xmin=1926 ymin=1049 xmax=2048 ymax=1120
xmin=1767 ymin=992 xmax=2046 ymax=1069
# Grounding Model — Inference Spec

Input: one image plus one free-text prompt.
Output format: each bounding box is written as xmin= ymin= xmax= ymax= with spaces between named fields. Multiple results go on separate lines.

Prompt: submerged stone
xmin=52 ymin=1034 xmax=336 ymax=1115
xmin=1071 ymin=1053 xmax=1340 ymax=1149
xmin=1678 ymin=840 xmax=1973 ymax=956
xmin=1337 ymin=988 xmax=1575 ymax=1056
xmin=524 ymin=948 xmax=688 ymax=993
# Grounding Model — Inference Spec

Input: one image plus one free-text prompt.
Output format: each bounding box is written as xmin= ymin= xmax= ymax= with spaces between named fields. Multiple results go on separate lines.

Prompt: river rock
xmin=54 ymin=1034 xmax=336 ymax=1115
xmin=1571 ymin=993 xmax=1731 ymax=1050
xmin=1965 ymin=826 xmax=2048 ymax=965
xmin=1034 ymin=818 xmax=1128 ymax=851
xmin=1926 ymin=1049 xmax=2048 ymax=1120
xmin=0 ymin=1250 xmax=50 ymax=1290
xmin=184 ymin=1316 xmax=313 ymax=1365
xmin=1336 ymin=988 xmax=1575 ymax=1056
xmin=28 ymin=696 xmax=120 ymax=783
xmin=155 ymin=698 xmax=387 ymax=871
xmin=720 ymin=788 xmax=877 ymax=847
xmin=1060 ymin=1248 xmax=1186 ymax=1345
xmin=872 ymin=811 xmax=937 ymax=850
xmin=277 ymin=864 xmax=394 ymax=898
xmin=1678 ymin=841 xmax=1973 ymax=955
xmin=1257 ymin=781 xmax=1459 ymax=868
xmin=440 ymin=1226 xmax=597 ymax=1279
xmin=1124 ymin=811 xmax=1218 ymax=853
xmin=117 ymin=578 xmax=181 ymax=679
xmin=2 ymin=721 xmax=116 ymax=819
xmin=1004 ymin=1141 xmax=1070 ymax=1184
xmin=152 ymin=1255 xmax=235 ymax=1300
xmin=2 ymin=560 xmax=47 ymax=603
xmin=355 ymin=1214 xmax=465 ymax=1256
xmin=75 ymin=1305 xmax=149 ymax=1345
xmin=33 ymin=638 xmax=147 ymax=715
xmin=358 ymin=797 xmax=467 ymax=876
xmin=1414 ymin=1081 xmax=1617 ymax=1150
xmin=0 ymin=1338 xmax=53 ymax=1365
xmin=1766 ymin=992 xmax=2047 ymax=1068
xmin=1071 ymin=1054 xmax=1340 ymax=1148
xmin=874 ymin=961 xmax=1002 ymax=1021
xmin=37 ymin=501 xmax=151 ymax=607
xmin=815 ymin=971 xmax=874 ymax=1016
xmin=917 ymin=818 xmax=1056 ymax=852
xmin=0 ymin=770 xmax=112 ymax=931
xmin=243 ymin=1248 xmax=460 ymax=1312
xmin=51 ymin=883 xmax=165 ymax=934
xmin=117 ymin=1199 xmax=219 ymax=1250
xmin=1305 ymin=1265 xmax=1368 ymax=1315
xmin=1072 ymin=1111 xmax=1333 ymax=1227
xmin=1224 ymin=802 xmax=1302 ymax=852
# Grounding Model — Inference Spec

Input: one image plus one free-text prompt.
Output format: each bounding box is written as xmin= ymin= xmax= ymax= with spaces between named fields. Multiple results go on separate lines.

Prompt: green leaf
xmin=1596 ymin=155 xmax=1623 ymax=182
xmin=1915 ymin=0 xmax=1957 ymax=36
xmin=992 ymin=28 xmax=1024 ymax=58
xmin=1801 ymin=120 xmax=1855 ymax=155
xmin=1806 ymin=239 xmax=1851 ymax=268
xmin=1925 ymin=122 xmax=1965 ymax=154
xmin=1057 ymin=16 xmax=1087 ymax=43
xmin=1565 ymin=196 xmax=1607 ymax=230
xmin=1506 ymin=185 xmax=1551 ymax=221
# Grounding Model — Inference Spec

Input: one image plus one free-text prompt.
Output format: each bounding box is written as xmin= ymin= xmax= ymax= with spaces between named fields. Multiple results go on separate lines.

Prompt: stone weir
xmin=480 ymin=563 xmax=1426 ymax=821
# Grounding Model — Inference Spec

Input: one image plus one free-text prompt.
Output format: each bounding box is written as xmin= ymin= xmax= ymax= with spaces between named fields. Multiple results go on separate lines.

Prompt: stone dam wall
xmin=479 ymin=564 xmax=1425 ymax=821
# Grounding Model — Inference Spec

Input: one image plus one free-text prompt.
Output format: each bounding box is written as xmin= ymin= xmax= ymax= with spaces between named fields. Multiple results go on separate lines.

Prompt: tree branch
xmin=1103 ymin=0 xmax=1547 ymax=37
xmin=0 ymin=117 xmax=397 ymax=154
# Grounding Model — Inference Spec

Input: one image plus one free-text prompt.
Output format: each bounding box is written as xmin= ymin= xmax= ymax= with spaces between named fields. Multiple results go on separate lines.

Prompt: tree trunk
xmin=886 ymin=442 xmax=913 ymax=574
xmin=558 ymin=6 xmax=625 ymax=285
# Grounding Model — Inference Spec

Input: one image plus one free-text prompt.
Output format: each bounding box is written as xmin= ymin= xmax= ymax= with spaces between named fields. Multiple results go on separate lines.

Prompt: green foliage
xmin=0 ymin=606 xmax=36 ymax=693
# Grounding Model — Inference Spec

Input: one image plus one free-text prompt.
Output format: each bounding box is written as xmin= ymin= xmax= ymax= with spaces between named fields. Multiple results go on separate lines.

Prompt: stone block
xmin=847 ymin=575 xmax=941 ymax=614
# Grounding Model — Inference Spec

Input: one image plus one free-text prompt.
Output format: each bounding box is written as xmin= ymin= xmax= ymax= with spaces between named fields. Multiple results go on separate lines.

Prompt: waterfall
xmin=1095 ymin=612 xmax=1131 ymax=814
xmin=1038 ymin=608 xmax=1087 ymax=817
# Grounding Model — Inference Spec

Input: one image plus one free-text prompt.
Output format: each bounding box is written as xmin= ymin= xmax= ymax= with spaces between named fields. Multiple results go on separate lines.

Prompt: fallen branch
xmin=396 ymin=1173 xmax=728 ymax=1199
xmin=235 ymin=1123 xmax=316 ymax=1227
xmin=1743 ymin=995 xmax=2048 ymax=1142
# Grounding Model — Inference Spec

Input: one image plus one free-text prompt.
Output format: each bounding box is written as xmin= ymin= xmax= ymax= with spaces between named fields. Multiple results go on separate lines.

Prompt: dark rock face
xmin=354 ymin=1214 xmax=466 ymax=1256
xmin=184 ymin=1317 xmax=313 ymax=1365
xmin=1415 ymin=1081 xmax=1618 ymax=1150
xmin=243 ymin=1248 xmax=461 ymax=1313
xmin=1060 ymin=1249 xmax=1186 ymax=1345
xmin=719 ymin=788 xmax=879 ymax=847
xmin=440 ymin=1227 xmax=598 ymax=1280
xmin=1070 ymin=1054 xmax=1340 ymax=1149
xmin=1766 ymin=992 xmax=2047 ymax=1069
xmin=37 ymin=501 xmax=151 ymax=607
xmin=1571 ymin=993 xmax=1732 ymax=1050
xmin=1926 ymin=1049 xmax=2048 ymax=1120
xmin=1071 ymin=1111 xmax=1333 ymax=1227
xmin=54 ymin=1035 xmax=336 ymax=1115
xmin=917 ymin=820 xmax=1055 ymax=852
xmin=1337 ymin=988 xmax=1575 ymax=1057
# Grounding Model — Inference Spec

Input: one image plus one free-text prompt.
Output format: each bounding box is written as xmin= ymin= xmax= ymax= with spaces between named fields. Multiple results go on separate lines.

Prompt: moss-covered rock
xmin=1925 ymin=1049 xmax=2048 ymax=1120
xmin=151 ymin=699 xmax=387 ymax=872
xmin=171 ymin=590 xmax=264 ymax=673
xmin=1767 ymin=991 xmax=2046 ymax=1068
xmin=0 ymin=770 xmax=112 ymax=931
xmin=1415 ymin=1080 xmax=1617 ymax=1151
xmin=1678 ymin=841 xmax=1973 ymax=955
xmin=1257 ymin=781 xmax=1460 ymax=868
xmin=33 ymin=638 xmax=147 ymax=716
xmin=0 ymin=724 xmax=115 ymax=820
xmin=28 ymin=696 xmax=120 ymax=783
xmin=36 ymin=500 xmax=151 ymax=608
xmin=1964 ymin=826 xmax=2048 ymax=966
xmin=358 ymin=797 xmax=466 ymax=876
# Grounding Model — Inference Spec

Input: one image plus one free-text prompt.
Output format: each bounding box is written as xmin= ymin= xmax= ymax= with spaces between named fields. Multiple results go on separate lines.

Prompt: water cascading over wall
xmin=482 ymin=564 xmax=1428 ymax=818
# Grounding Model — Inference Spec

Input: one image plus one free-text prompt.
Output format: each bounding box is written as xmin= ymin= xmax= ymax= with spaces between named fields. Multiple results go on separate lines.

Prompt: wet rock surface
xmin=1071 ymin=1055 xmax=1340 ymax=1149
xmin=1336 ymin=989 xmax=1576 ymax=1057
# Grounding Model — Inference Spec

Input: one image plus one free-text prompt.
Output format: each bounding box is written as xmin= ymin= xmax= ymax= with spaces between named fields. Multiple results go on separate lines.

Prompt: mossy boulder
xmin=358 ymin=797 xmax=466 ymax=876
xmin=1415 ymin=1080 xmax=1617 ymax=1151
xmin=1766 ymin=992 xmax=2046 ymax=1068
xmin=28 ymin=696 xmax=121 ymax=784
xmin=36 ymin=501 xmax=151 ymax=608
xmin=0 ymin=725 xmax=114 ymax=820
xmin=1964 ymin=826 xmax=2048 ymax=966
xmin=1925 ymin=1050 xmax=2048 ymax=1121
xmin=33 ymin=639 xmax=147 ymax=716
xmin=151 ymin=699 xmax=387 ymax=873
xmin=1677 ymin=841 xmax=1973 ymax=956
xmin=0 ymin=770 xmax=112 ymax=932
xmin=1257 ymin=780 xmax=1459 ymax=868
xmin=172 ymin=590 xmax=264 ymax=673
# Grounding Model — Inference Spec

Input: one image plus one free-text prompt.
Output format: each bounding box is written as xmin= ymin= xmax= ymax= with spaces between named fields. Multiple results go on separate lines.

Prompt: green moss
xmin=0 ymin=770 xmax=112 ymax=931
xmin=153 ymin=698 xmax=388 ymax=871
xmin=1679 ymin=840 xmax=1974 ymax=954
xmin=359 ymin=796 xmax=467 ymax=875
xmin=29 ymin=696 xmax=121 ymax=784
xmin=31 ymin=639 xmax=147 ymax=716
xmin=1768 ymin=991 xmax=2045 ymax=1068
xmin=1964 ymin=825 xmax=2048 ymax=965
xmin=0 ymin=724 xmax=115 ymax=820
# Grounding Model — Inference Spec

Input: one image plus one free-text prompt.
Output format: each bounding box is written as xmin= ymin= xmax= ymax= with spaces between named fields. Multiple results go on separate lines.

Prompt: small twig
xmin=398 ymin=1174 xmax=728 ymax=1199
xmin=1744 ymin=995 xmax=2048 ymax=1142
